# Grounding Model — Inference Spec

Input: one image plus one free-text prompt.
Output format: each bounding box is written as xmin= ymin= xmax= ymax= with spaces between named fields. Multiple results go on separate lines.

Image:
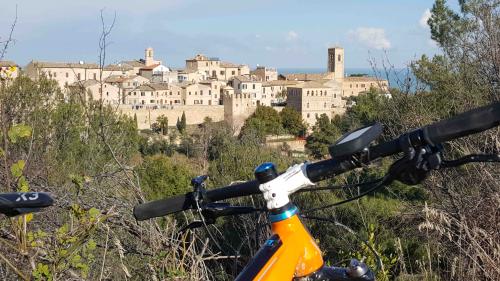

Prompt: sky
xmin=0 ymin=0 xmax=453 ymax=69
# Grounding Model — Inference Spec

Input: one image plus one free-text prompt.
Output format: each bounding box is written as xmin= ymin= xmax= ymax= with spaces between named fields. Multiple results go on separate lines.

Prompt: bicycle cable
xmin=302 ymin=174 xmax=390 ymax=214
xmin=300 ymin=215 xmax=383 ymax=273
xmin=296 ymin=178 xmax=384 ymax=193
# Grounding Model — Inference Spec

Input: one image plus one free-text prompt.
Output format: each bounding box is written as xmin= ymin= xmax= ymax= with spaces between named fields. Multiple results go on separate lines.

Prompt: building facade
xmin=286 ymin=80 xmax=343 ymax=126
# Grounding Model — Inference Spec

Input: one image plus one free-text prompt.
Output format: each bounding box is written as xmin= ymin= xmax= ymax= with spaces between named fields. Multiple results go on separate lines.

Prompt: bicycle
xmin=134 ymin=102 xmax=500 ymax=280
xmin=0 ymin=192 xmax=54 ymax=217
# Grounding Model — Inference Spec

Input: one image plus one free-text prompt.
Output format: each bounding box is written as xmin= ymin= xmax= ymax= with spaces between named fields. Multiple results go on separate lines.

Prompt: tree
xmin=240 ymin=105 xmax=284 ymax=140
xmin=156 ymin=114 xmax=168 ymax=135
xmin=279 ymin=107 xmax=307 ymax=137
xmin=305 ymin=114 xmax=341 ymax=159
xmin=137 ymin=154 xmax=194 ymax=199
xmin=177 ymin=111 xmax=187 ymax=133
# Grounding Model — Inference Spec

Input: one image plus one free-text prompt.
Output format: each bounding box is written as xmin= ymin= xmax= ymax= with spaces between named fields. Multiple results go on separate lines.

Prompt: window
xmin=141 ymin=92 xmax=145 ymax=96
xmin=324 ymin=102 xmax=327 ymax=108
xmin=93 ymin=73 xmax=96 ymax=80
xmin=320 ymin=90 xmax=323 ymax=95
xmin=54 ymin=72 xmax=57 ymax=78
xmin=209 ymin=90 xmax=211 ymax=95
xmin=169 ymin=91 xmax=172 ymax=95
xmin=334 ymin=93 xmax=337 ymax=98
xmin=338 ymin=54 xmax=341 ymax=61
xmin=77 ymin=73 xmax=81 ymax=80
xmin=307 ymin=113 xmax=310 ymax=118
xmin=220 ymin=71 xmax=224 ymax=75
xmin=306 ymin=103 xmax=309 ymax=108
xmin=232 ymin=70 xmax=235 ymax=75
xmin=307 ymin=91 xmax=309 ymax=96
xmin=325 ymin=90 xmax=328 ymax=95
xmin=189 ymin=92 xmax=191 ymax=95
xmin=65 ymin=72 xmax=69 ymax=78
xmin=200 ymin=90 xmax=203 ymax=95
xmin=252 ymin=84 xmax=255 ymax=89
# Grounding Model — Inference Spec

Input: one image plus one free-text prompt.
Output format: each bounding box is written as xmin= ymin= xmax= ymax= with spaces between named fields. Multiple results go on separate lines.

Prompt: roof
xmin=289 ymin=80 xmax=333 ymax=89
xmin=233 ymin=75 xmax=260 ymax=82
xmin=0 ymin=60 xmax=17 ymax=67
xmin=120 ymin=60 xmax=145 ymax=67
xmin=105 ymin=75 xmax=148 ymax=83
xmin=220 ymin=61 xmax=242 ymax=68
xmin=149 ymin=83 xmax=170 ymax=91
xmin=30 ymin=61 xmax=100 ymax=69
xmin=139 ymin=64 xmax=161 ymax=71
xmin=282 ymin=73 xmax=330 ymax=81
xmin=103 ymin=64 xmax=134 ymax=71
xmin=262 ymin=80 xmax=299 ymax=87
xmin=344 ymin=76 xmax=388 ymax=83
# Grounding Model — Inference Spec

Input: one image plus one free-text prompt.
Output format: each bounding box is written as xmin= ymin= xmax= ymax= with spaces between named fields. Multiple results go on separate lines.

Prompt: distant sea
xmin=278 ymin=67 xmax=416 ymax=90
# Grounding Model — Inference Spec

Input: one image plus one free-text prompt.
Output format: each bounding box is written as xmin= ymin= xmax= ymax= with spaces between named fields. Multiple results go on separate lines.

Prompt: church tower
xmin=145 ymin=47 xmax=154 ymax=66
xmin=327 ymin=47 xmax=344 ymax=80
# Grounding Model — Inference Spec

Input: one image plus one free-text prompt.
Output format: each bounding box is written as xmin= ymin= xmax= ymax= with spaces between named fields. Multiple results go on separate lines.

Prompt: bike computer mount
xmin=329 ymin=123 xmax=383 ymax=159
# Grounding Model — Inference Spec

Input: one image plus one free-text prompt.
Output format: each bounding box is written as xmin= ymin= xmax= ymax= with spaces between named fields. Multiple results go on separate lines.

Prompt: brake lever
xmin=442 ymin=154 xmax=500 ymax=168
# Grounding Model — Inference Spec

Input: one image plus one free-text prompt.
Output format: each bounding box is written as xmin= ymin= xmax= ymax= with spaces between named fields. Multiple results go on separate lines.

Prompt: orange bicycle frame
xmin=235 ymin=204 xmax=324 ymax=280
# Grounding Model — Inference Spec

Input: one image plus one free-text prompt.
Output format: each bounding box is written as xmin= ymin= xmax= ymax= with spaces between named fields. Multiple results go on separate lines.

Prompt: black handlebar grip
xmin=133 ymin=193 xmax=194 ymax=221
xmin=0 ymin=192 xmax=54 ymax=209
xmin=422 ymin=102 xmax=500 ymax=145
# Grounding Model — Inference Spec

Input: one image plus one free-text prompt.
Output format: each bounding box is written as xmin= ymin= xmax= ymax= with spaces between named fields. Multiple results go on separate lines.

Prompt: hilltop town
xmin=1 ymin=47 xmax=388 ymax=131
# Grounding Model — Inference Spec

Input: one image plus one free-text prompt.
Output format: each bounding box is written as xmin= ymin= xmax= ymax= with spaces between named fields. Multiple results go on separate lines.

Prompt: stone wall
xmin=119 ymin=105 xmax=225 ymax=130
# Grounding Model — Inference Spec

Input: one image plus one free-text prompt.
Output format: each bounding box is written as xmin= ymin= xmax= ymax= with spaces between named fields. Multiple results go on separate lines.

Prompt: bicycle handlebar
xmin=134 ymin=102 xmax=500 ymax=221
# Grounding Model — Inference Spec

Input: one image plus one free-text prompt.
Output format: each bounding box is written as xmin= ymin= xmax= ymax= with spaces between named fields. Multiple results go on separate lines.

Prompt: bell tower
xmin=145 ymin=47 xmax=154 ymax=66
xmin=327 ymin=47 xmax=344 ymax=80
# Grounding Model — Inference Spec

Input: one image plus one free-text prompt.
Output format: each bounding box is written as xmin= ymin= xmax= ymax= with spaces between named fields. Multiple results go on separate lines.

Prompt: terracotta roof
xmin=262 ymin=80 xmax=299 ymax=87
xmin=282 ymin=73 xmax=331 ymax=81
xmin=0 ymin=60 xmax=17 ymax=67
xmin=31 ymin=61 xmax=99 ymax=69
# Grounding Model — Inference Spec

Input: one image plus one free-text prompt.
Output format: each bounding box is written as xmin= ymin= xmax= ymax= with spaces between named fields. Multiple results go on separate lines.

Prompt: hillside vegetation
xmin=0 ymin=0 xmax=498 ymax=280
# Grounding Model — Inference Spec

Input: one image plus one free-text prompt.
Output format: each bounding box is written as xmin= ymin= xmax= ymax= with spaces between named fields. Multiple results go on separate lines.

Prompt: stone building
xmin=262 ymin=80 xmax=299 ymax=104
xmin=102 ymin=64 xmax=136 ymax=78
xmin=252 ymin=66 xmax=278 ymax=81
xmin=69 ymin=80 xmax=121 ymax=105
xmin=124 ymin=83 xmax=170 ymax=109
xmin=25 ymin=61 xmax=101 ymax=89
xmin=342 ymin=76 xmax=389 ymax=97
xmin=286 ymin=79 xmax=343 ymax=126
xmin=185 ymin=54 xmax=250 ymax=81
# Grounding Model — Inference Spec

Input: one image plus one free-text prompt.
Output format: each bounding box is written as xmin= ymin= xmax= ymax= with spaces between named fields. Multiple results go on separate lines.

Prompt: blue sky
xmin=0 ymin=0 xmax=451 ymax=69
